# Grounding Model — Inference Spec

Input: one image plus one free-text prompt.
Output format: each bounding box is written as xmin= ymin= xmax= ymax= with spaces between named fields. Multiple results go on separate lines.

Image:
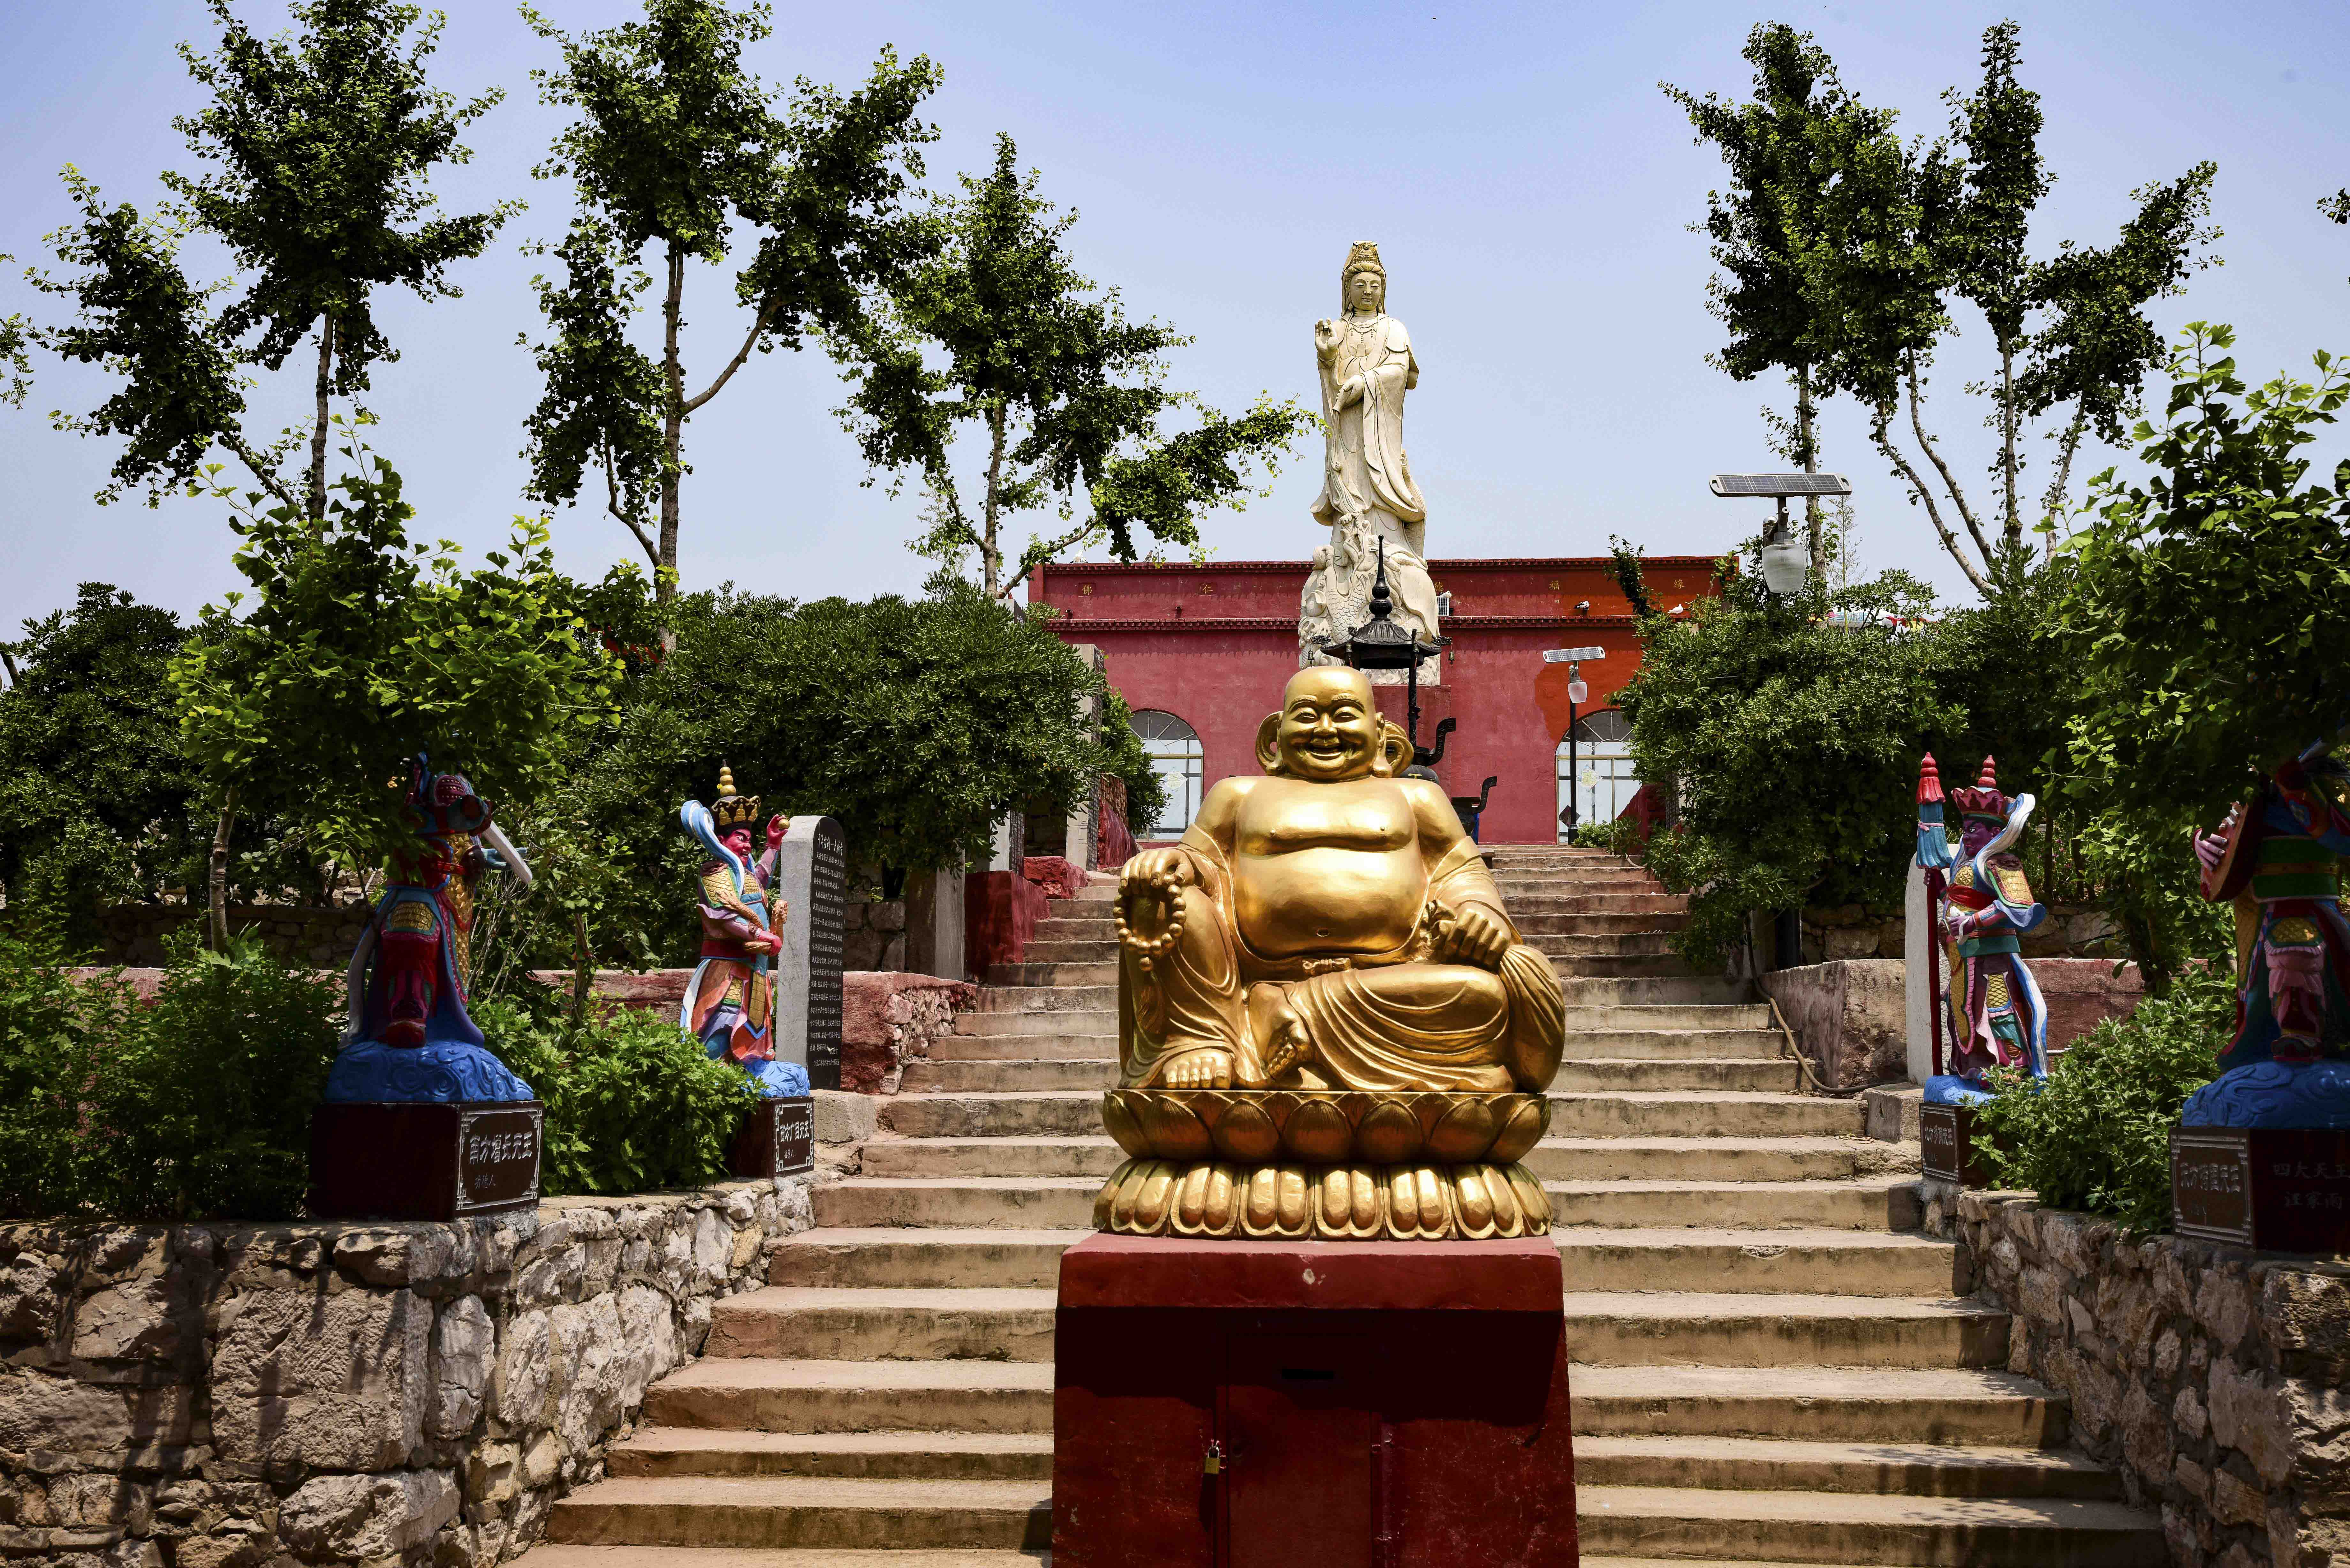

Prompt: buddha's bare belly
xmin=1234 ymin=845 xmax=1426 ymax=958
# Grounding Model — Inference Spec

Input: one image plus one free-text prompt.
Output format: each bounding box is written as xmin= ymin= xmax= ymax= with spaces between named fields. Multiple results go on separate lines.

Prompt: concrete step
xmin=1505 ymin=894 xmax=1690 ymax=916
xmin=1515 ymin=911 xmax=1691 ymax=935
xmin=609 ymin=1429 xmax=1052 ymax=1481
xmin=770 ymin=1228 xmax=1080 ymax=1290
xmin=643 ymin=1359 xmax=1055 ymax=1434
xmin=1560 ymin=1029 xmax=1785 ymax=1060
xmin=1561 ymin=976 xmax=1752 ymax=1006
xmin=1558 ymin=1229 xmax=1962 ymax=1297
xmin=898 ymin=1058 xmax=1118 ymax=1092
xmin=1545 ymin=1092 xmax=1865 ymax=1139
xmin=1564 ymin=1004 xmax=1770 ymax=1030
xmin=710 ymin=1285 xmax=2005 ymax=1370
xmin=974 ymin=984 xmax=1116 ymax=1014
xmin=816 ymin=1172 xmax=1914 ymax=1233
xmin=1051 ymin=883 xmax=1117 ymax=902
xmin=1529 ymin=932 xmax=1682 ymax=957
xmin=815 ymin=1176 xmax=1097 ymax=1230
xmin=1030 ymin=918 xmax=1116 ymax=942
xmin=1550 ymin=953 xmax=1708 ymax=979
xmin=879 ymin=1094 xmax=1103 ymax=1138
xmin=1526 ymin=1137 xmax=1917 ymax=1183
xmin=951 ymin=1010 xmax=1116 ymax=1038
xmin=778 ymin=1225 xmax=1960 ymax=1298
xmin=1568 ymin=1365 xmax=2069 ymax=1446
xmin=860 ymin=1137 xmax=1120 ymax=1179
xmin=709 ymin=1287 xmax=1056 ymax=1363
xmin=863 ymin=1133 xmax=1914 ymax=1184
xmin=520 ymin=1549 xmax=1046 ymax=1568
xmin=546 ymin=1475 xmax=1050 ymax=1551
xmin=1017 ymin=939 xmax=1118 ymax=963
xmin=1572 ymin=1486 xmax=2158 ymax=1566
xmin=984 ymin=961 xmax=1116 ymax=987
xmin=925 ymin=1033 xmax=1118 ymax=1061
xmin=1552 ymin=1173 xmax=1918 ymax=1231
xmin=1561 ymin=1292 xmax=2009 ymax=1369
xmin=1552 ymin=1058 xmax=1799 ymax=1092
xmin=1570 ymin=1435 xmax=2124 ymax=1499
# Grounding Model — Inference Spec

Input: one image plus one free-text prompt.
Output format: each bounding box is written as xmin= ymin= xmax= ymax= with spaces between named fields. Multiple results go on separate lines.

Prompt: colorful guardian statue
xmin=1916 ymin=754 xmax=2051 ymax=1106
xmin=2184 ymin=747 xmax=2350 ymax=1127
xmin=326 ymin=756 xmax=535 ymax=1103
xmin=1094 ymin=665 xmax=1565 ymax=1240
xmin=678 ymin=766 xmax=808 ymax=1098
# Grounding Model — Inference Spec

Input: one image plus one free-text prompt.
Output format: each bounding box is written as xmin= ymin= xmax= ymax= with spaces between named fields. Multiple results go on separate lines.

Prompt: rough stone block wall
xmin=96 ymin=906 xmax=372 ymax=968
xmin=1799 ymin=900 xmax=2120 ymax=963
xmin=1935 ymin=1189 xmax=2350 ymax=1566
xmin=0 ymin=1179 xmax=811 ymax=1568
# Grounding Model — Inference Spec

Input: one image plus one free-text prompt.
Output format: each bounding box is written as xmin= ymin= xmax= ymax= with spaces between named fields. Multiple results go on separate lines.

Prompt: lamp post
xmin=1543 ymin=645 xmax=1603 ymax=836
xmin=1707 ymin=472 xmax=1852 ymax=594
xmin=1317 ymin=540 xmax=1448 ymax=762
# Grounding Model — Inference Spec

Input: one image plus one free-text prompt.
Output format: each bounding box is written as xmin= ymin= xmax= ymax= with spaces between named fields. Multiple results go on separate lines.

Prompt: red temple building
xmin=1031 ymin=554 xmax=1725 ymax=847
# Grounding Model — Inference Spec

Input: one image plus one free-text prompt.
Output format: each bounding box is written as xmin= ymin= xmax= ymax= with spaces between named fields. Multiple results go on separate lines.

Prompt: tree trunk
xmin=309 ymin=315 xmax=335 ymax=519
xmin=208 ymin=788 xmax=238 ymax=953
xmin=657 ymin=246 xmax=686 ymax=602
xmin=2040 ymin=401 xmax=2088 ymax=557
xmin=1998 ymin=341 xmax=2020 ymax=546
xmin=981 ymin=404 xmax=1008 ymax=600
xmin=570 ymin=909 xmax=594 ymax=1032
xmin=1796 ymin=364 xmax=1822 ymax=574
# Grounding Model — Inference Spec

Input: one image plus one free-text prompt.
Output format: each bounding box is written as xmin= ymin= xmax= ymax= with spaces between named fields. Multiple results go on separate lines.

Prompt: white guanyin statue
xmin=1299 ymin=241 xmax=1442 ymax=676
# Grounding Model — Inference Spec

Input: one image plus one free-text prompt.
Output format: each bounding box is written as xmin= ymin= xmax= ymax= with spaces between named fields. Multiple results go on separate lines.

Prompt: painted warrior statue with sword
xmin=1915 ymin=754 xmax=2051 ymax=1105
xmin=325 ymin=755 xmax=537 ymax=1104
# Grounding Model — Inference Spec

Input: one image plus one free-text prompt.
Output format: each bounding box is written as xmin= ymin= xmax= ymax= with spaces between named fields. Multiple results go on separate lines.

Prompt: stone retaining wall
xmin=1933 ymin=1189 xmax=2350 ymax=1566
xmin=95 ymin=906 xmax=372 ymax=969
xmin=1799 ymin=899 xmax=2120 ymax=963
xmin=0 ymin=1179 xmax=812 ymax=1568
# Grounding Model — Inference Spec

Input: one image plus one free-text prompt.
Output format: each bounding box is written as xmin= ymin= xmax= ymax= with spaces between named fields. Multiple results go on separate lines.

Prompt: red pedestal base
xmin=1051 ymin=1233 xmax=1578 ymax=1568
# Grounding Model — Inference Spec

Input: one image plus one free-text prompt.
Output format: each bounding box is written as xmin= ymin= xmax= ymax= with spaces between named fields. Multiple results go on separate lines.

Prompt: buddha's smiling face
xmin=1345 ymin=267 xmax=1383 ymax=315
xmin=1277 ymin=668 xmax=1380 ymax=781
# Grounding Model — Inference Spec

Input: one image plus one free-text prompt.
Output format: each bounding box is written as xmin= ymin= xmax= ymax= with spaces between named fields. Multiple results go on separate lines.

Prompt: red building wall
xmin=1032 ymin=556 xmax=1724 ymax=847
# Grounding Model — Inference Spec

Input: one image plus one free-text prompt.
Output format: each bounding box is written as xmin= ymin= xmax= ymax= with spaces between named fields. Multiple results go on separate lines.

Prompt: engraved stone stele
xmin=1299 ymin=241 xmax=1443 ymax=685
xmin=1097 ymin=665 xmax=1565 ymax=1240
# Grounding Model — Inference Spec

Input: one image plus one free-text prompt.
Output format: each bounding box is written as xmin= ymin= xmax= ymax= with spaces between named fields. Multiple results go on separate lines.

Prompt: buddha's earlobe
xmin=1255 ymin=713 xmax=1287 ymax=775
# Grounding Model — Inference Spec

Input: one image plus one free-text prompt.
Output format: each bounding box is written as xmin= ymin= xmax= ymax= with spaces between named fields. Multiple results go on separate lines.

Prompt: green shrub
xmin=0 ymin=929 xmax=138 ymax=1216
xmin=0 ymin=931 xmax=339 ymax=1220
xmin=1570 ymin=816 xmax=1643 ymax=856
xmin=1970 ymin=963 xmax=2231 ymax=1234
xmin=112 ymin=934 xmax=344 ymax=1219
xmin=477 ymin=988 xmax=758 ymax=1196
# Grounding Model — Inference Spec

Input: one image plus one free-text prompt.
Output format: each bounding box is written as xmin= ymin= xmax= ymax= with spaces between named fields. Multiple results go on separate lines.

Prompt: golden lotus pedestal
xmin=1093 ymin=1088 xmax=1552 ymax=1241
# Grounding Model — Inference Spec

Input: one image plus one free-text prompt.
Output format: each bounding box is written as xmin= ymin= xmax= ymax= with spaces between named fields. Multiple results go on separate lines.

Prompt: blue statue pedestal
xmin=2171 ymin=1127 xmax=2350 ymax=1251
xmin=308 ymin=1101 xmax=545 ymax=1221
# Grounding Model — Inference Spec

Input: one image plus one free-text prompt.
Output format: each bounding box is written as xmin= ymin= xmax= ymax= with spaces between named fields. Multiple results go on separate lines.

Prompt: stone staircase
xmin=524 ymin=846 xmax=2158 ymax=1567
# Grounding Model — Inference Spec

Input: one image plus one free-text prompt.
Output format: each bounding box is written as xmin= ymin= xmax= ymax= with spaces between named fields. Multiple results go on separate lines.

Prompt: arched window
xmin=1557 ymin=709 xmax=1639 ymax=841
xmin=1129 ymin=710 xmax=1204 ymax=837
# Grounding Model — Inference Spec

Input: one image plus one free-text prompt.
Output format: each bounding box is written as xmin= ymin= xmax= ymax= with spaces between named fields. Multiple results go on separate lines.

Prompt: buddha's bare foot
xmin=1162 ymin=1046 xmax=1235 ymax=1089
xmin=1247 ymin=983 xmax=1314 ymax=1081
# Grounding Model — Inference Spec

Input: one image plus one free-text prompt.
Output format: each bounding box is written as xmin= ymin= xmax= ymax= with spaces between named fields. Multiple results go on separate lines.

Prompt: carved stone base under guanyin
xmin=1093 ymin=1087 xmax=1551 ymax=1240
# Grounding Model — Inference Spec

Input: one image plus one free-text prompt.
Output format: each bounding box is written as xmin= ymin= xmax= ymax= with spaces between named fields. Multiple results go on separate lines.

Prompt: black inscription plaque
xmin=807 ymin=818 xmax=846 ymax=1092
xmin=730 ymin=1095 xmax=816 ymax=1178
xmin=1919 ymin=1103 xmax=2001 ymax=1187
xmin=309 ymin=1100 xmax=543 ymax=1220
xmin=2172 ymin=1126 xmax=2350 ymax=1252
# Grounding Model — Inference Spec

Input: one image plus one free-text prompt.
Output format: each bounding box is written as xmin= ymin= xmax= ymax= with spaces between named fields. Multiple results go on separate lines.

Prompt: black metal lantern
xmin=1315 ymin=540 xmax=1449 ymax=764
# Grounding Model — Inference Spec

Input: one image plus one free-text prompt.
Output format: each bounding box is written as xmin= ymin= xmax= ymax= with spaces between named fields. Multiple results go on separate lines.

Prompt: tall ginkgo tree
xmin=835 ymin=134 xmax=1310 ymax=604
xmin=519 ymin=0 xmax=938 ymax=599
xmin=32 ymin=0 xmax=514 ymax=518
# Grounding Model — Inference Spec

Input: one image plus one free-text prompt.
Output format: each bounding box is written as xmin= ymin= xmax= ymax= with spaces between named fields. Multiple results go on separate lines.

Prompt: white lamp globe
xmin=1567 ymin=677 xmax=1589 ymax=705
xmin=1759 ymin=534 xmax=1812 ymax=595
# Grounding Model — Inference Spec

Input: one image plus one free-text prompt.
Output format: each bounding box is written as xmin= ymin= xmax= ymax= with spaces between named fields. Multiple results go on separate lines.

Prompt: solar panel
xmin=1709 ymin=473 xmax=1853 ymax=498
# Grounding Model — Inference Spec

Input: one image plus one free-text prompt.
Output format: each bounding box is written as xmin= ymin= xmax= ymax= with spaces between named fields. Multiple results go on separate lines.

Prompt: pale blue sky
xmin=3 ymin=0 xmax=2345 ymax=637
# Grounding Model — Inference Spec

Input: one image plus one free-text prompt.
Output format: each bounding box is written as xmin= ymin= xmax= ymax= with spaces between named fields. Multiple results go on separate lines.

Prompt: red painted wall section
xmin=1034 ymin=556 xmax=1724 ymax=847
